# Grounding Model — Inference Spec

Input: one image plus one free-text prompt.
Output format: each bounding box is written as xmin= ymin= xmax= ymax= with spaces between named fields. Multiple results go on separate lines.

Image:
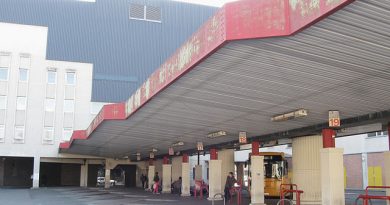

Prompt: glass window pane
xmin=66 ymin=72 xmax=76 ymax=85
xmin=0 ymin=96 xmax=6 ymax=109
xmin=47 ymin=71 xmax=56 ymax=84
xmin=63 ymin=100 xmax=74 ymax=112
xmin=19 ymin=69 xmax=29 ymax=82
xmin=14 ymin=126 xmax=25 ymax=139
xmin=62 ymin=128 xmax=73 ymax=141
xmin=45 ymin=99 xmax=56 ymax=112
xmin=43 ymin=127 xmax=54 ymax=141
xmin=0 ymin=68 xmax=8 ymax=81
xmin=16 ymin=97 xmax=27 ymax=110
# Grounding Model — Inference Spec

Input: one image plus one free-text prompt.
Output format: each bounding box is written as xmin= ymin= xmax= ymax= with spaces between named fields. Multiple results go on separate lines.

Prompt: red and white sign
xmin=329 ymin=110 xmax=341 ymax=128
xmin=149 ymin=152 xmax=154 ymax=159
xmin=169 ymin=147 xmax=174 ymax=156
xmin=239 ymin=131 xmax=247 ymax=144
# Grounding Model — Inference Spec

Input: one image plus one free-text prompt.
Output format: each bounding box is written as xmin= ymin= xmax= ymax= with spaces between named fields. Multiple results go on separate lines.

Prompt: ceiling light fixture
xmin=172 ymin=141 xmax=185 ymax=147
xmin=271 ymin=109 xmax=308 ymax=122
xmin=207 ymin=130 xmax=227 ymax=138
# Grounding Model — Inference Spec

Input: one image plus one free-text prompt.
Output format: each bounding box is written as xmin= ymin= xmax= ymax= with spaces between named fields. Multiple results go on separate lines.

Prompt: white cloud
xmin=173 ymin=0 xmax=238 ymax=7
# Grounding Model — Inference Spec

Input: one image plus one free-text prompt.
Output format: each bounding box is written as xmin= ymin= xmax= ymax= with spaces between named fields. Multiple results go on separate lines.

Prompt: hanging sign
xmin=329 ymin=110 xmax=341 ymax=128
xmin=197 ymin=142 xmax=204 ymax=151
xmin=239 ymin=131 xmax=247 ymax=144
xmin=149 ymin=152 xmax=154 ymax=159
xmin=169 ymin=147 xmax=174 ymax=156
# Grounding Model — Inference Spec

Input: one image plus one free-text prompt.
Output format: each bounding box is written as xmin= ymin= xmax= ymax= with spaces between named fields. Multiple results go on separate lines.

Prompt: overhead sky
xmin=173 ymin=0 xmax=238 ymax=7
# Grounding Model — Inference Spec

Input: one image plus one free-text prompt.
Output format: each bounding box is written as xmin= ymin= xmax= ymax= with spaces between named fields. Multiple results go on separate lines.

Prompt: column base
xmin=181 ymin=193 xmax=191 ymax=197
xmin=249 ymin=203 xmax=266 ymax=205
xmin=162 ymin=190 xmax=171 ymax=194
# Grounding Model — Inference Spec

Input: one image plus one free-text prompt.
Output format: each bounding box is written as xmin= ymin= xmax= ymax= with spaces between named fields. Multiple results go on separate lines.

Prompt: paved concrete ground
xmin=0 ymin=187 xmax=387 ymax=205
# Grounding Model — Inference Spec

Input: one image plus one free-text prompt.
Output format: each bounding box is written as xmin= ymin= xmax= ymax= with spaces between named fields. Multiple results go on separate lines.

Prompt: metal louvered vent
xmin=129 ymin=4 xmax=145 ymax=20
xmin=129 ymin=4 xmax=161 ymax=23
xmin=145 ymin=6 xmax=161 ymax=22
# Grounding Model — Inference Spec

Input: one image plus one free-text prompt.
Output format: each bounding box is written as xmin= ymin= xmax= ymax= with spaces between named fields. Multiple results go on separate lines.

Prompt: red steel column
xmin=182 ymin=153 xmax=189 ymax=163
xmin=163 ymin=156 xmax=169 ymax=164
xmin=210 ymin=148 xmax=218 ymax=160
xmin=252 ymin=141 xmax=260 ymax=156
xmin=322 ymin=129 xmax=336 ymax=148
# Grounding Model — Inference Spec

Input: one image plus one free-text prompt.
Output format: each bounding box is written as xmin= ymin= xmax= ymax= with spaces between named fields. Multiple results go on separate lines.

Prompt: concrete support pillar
xmin=148 ymin=165 xmax=155 ymax=190
xmin=80 ymin=161 xmax=88 ymax=187
xmin=384 ymin=151 xmax=390 ymax=205
xmin=194 ymin=164 xmax=202 ymax=181
xmin=171 ymin=156 xmax=182 ymax=182
xmin=32 ymin=156 xmax=40 ymax=188
xmin=162 ymin=160 xmax=172 ymax=193
xmin=320 ymin=148 xmax=345 ymax=205
xmin=181 ymin=154 xmax=191 ymax=197
xmin=250 ymin=155 xmax=266 ymax=205
xmin=104 ymin=168 xmax=111 ymax=189
xmin=208 ymin=159 xmax=222 ymax=200
xmin=292 ymin=135 xmax=322 ymax=204
xmin=250 ymin=141 xmax=265 ymax=205
xmin=219 ymin=149 xmax=235 ymax=191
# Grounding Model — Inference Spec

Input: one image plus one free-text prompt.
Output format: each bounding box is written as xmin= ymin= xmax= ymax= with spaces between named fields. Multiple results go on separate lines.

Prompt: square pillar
xmin=384 ymin=151 xmax=390 ymax=205
xmin=181 ymin=162 xmax=191 ymax=196
xmin=292 ymin=135 xmax=322 ymax=204
xmin=219 ymin=149 xmax=235 ymax=192
xmin=194 ymin=164 xmax=202 ymax=181
xmin=162 ymin=164 xmax=172 ymax=193
xmin=208 ymin=159 xmax=222 ymax=200
xmin=320 ymin=148 xmax=345 ymax=205
xmin=32 ymin=156 xmax=40 ymax=188
xmin=148 ymin=165 xmax=155 ymax=190
xmin=80 ymin=161 xmax=88 ymax=187
xmin=250 ymin=155 xmax=266 ymax=205
xmin=104 ymin=168 xmax=111 ymax=189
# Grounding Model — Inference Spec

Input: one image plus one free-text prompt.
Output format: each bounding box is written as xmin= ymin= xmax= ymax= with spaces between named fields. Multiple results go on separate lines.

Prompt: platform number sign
xmin=239 ymin=131 xmax=247 ymax=144
xmin=329 ymin=110 xmax=341 ymax=128
xmin=197 ymin=142 xmax=204 ymax=151
xmin=149 ymin=152 xmax=154 ymax=159
xmin=169 ymin=147 xmax=174 ymax=156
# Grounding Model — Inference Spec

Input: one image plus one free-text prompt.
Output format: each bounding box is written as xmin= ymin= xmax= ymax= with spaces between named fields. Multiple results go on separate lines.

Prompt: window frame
xmin=16 ymin=96 xmax=27 ymax=110
xmin=18 ymin=68 xmax=29 ymax=82
xmin=43 ymin=126 xmax=54 ymax=142
xmin=62 ymin=128 xmax=73 ymax=141
xmin=63 ymin=99 xmax=75 ymax=113
xmin=0 ymin=67 xmax=9 ymax=81
xmin=47 ymin=70 xmax=57 ymax=84
xmin=14 ymin=126 xmax=25 ymax=140
xmin=65 ymin=71 xmax=76 ymax=85
xmin=0 ymin=95 xmax=7 ymax=109
xmin=45 ymin=98 xmax=56 ymax=112
xmin=0 ymin=124 xmax=5 ymax=142
xmin=129 ymin=4 xmax=162 ymax=23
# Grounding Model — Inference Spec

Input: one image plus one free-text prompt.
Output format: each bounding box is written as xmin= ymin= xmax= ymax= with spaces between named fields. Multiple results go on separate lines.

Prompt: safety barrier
xmin=279 ymin=184 xmax=304 ymax=205
xmin=211 ymin=193 xmax=225 ymax=205
xmin=354 ymin=186 xmax=390 ymax=205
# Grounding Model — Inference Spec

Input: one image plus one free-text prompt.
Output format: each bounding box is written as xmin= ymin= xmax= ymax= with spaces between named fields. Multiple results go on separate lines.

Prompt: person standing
xmin=140 ymin=173 xmax=147 ymax=189
xmin=153 ymin=172 xmax=160 ymax=194
xmin=224 ymin=172 xmax=237 ymax=201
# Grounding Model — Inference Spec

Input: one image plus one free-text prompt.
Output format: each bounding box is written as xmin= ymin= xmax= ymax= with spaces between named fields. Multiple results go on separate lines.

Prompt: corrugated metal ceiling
xmin=63 ymin=0 xmax=390 ymax=158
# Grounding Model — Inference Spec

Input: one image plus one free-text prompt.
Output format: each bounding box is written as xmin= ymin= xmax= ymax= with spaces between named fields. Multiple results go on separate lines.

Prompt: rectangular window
xmin=14 ymin=126 xmax=25 ymax=140
xmin=62 ymin=128 xmax=73 ymax=141
xmin=43 ymin=127 xmax=54 ymax=142
xmin=63 ymin=99 xmax=74 ymax=112
xmin=0 ymin=96 xmax=7 ymax=109
xmin=66 ymin=71 xmax=76 ymax=85
xmin=0 ymin=67 xmax=9 ymax=81
xmin=145 ymin=5 xmax=161 ymax=22
xmin=45 ymin=98 xmax=56 ymax=112
xmin=16 ymin=97 xmax=27 ymax=110
xmin=19 ymin=68 xmax=29 ymax=82
xmin=0 ymin=125 xmax=4 ymax=142
xmin=47 ymin=70 xmax=57 ymax=84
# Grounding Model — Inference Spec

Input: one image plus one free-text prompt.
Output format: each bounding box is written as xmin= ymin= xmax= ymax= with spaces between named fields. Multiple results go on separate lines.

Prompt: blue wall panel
xmin=0 ymin=0 xmax=217 ymax=102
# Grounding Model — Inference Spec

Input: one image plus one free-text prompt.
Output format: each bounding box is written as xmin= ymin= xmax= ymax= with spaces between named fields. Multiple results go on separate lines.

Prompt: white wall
xmin=0 ymin=23 xmax=96 ymax=158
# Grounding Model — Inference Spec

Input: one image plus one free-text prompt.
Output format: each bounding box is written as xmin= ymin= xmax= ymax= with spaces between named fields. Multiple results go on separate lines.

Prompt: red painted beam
xmin=252 ymin=141 xmax=260 ymax=156
xmin=59 ymin=0 xmax=354 ymax=151
xmin=322 ymin=129 xmax=336 ymax=148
